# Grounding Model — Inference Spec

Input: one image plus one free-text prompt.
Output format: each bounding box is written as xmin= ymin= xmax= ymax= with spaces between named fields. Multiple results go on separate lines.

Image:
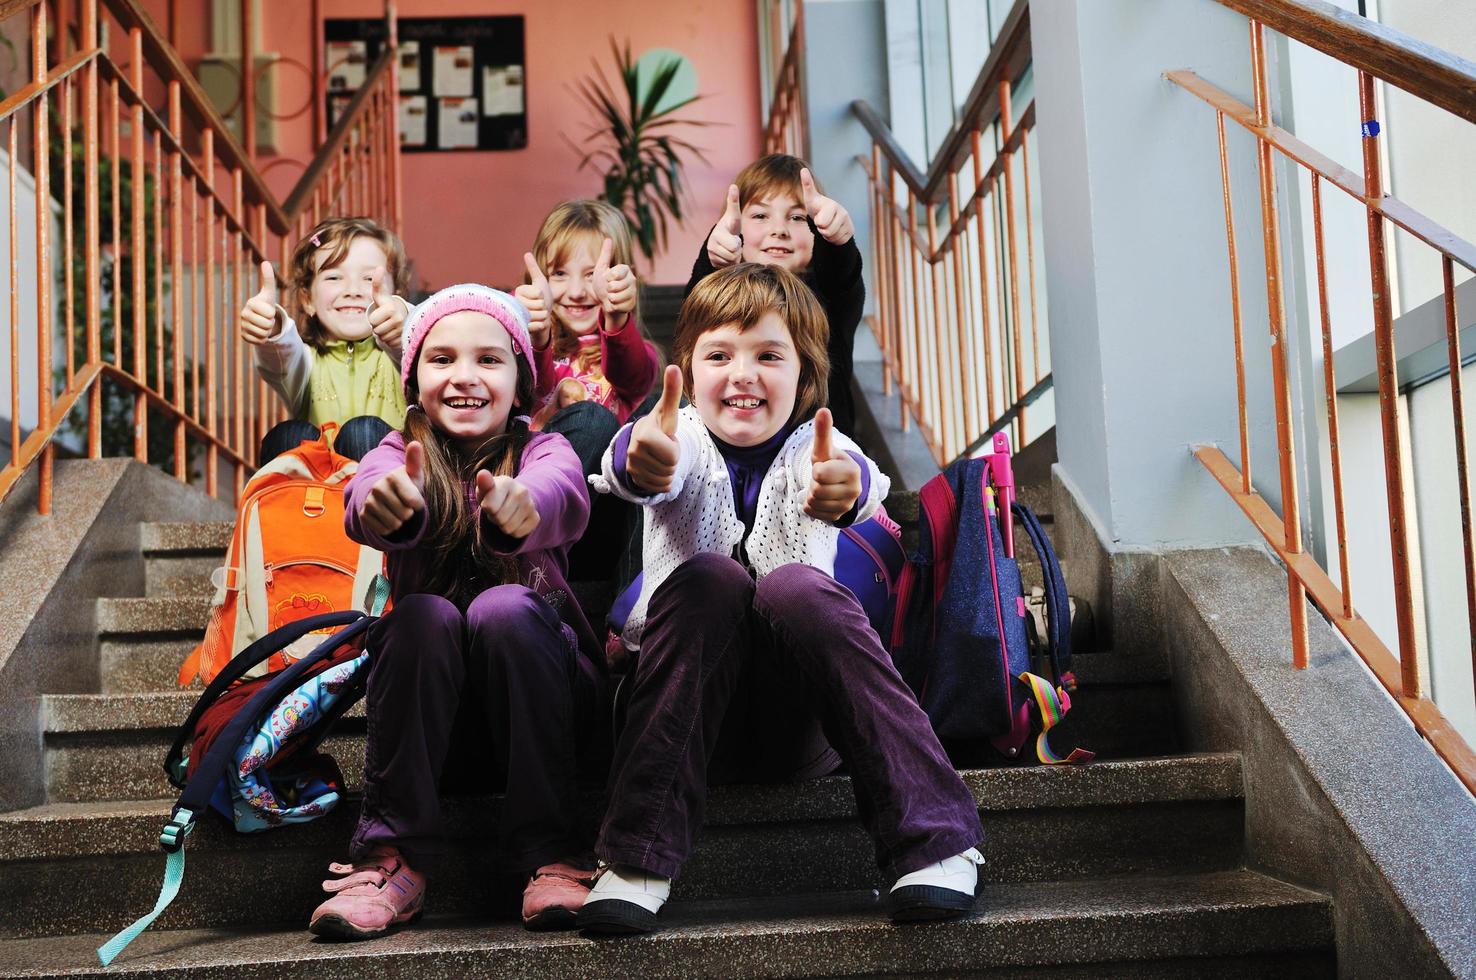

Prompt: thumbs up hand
xmin=476 ymin=469 xmax=540 ymax=539
xmin=362 ymin=440 xmax=428 ymax=537
xmin=800 ymin=168 xmax=854 ymax=245
xmin=705 ymin=184 xmax=744 ymax=269
xmin=627 ymin=364 xmax=684 ymax=494
xmin=367 ymin=267 xmax=405 ymax=349
xmin=595 ymin=237 xmax=637 ymax=326
xmin=804 ymin=408 xmax=862 ymax=523
xmin=515 ymin=252 xmax=554 ymax=348
xmin=240 ymin=260 xmax=283 ymax=345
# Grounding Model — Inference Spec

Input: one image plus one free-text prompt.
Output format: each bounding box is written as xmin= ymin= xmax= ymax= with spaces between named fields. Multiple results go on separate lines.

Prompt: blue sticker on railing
xmin=1361 ymin=120 xmax=1381 ymax=138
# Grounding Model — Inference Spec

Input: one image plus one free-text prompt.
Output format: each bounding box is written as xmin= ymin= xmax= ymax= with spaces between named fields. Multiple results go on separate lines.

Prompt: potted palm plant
xmin=573 ymin=40 xmax=712 ymax=264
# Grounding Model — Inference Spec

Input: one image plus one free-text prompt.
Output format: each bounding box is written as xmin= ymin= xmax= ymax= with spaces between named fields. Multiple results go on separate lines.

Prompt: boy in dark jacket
xmin=685 ymin=154 xmax=865 ymax=435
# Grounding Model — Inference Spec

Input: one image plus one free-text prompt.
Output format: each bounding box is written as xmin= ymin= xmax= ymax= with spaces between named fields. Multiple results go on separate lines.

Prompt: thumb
xmin=474 ymin=468 xmax=496 ymax=503
xmin=656 ymin=364 xmax=683 ymax=437
xmin=371 ymin=267 xmax=392 ymax=307
xmin=596 ymin=237 xmax=613 ymax=276
xmin=523 ymin=251 xmax=547 ymax=289
xmin=812 ymin=408 xmax=834 ymax=464
xmin=722 ymin=183 xmax=741 ymax=230
xmin=404 ymin=440 xmax=425 ymax=490
xmin=800 ymin=168 xmax=821 ymax=215
xmin=258 ymin=260 xmax=278 ymax=304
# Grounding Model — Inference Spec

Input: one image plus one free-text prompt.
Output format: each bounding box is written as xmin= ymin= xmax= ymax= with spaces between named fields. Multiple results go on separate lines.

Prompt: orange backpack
xmin=178 ymin=429 xmax=387 ymax=687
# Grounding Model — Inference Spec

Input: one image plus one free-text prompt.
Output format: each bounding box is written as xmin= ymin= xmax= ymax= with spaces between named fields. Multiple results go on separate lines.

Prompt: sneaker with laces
xmin=887 ymin=847 xmax=985 ymax=922
xmin=308 ymin=846 xmax=426 ymax=940
xmin=521 ymin=859 xmax=598 ymax=931
xmin=577 ymin=863 xmax=671 ymax=935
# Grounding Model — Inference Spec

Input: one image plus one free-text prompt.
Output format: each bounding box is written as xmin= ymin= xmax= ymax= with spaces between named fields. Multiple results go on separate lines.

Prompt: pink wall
xmin=164 ymin=0 xmax=762 ymax=288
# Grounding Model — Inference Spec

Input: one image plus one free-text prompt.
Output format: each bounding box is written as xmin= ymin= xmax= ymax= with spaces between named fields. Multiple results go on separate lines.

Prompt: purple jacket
xmin=345 ymin=429 xmax=602 ymax=665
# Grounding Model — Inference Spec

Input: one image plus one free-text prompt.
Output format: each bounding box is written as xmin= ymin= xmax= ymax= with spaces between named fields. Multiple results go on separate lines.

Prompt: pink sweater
xmin=533 ymin=313 xmax=660 ymax=424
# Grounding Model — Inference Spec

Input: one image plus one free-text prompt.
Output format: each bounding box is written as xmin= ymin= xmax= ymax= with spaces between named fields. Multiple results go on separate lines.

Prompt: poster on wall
xmin=324 ymin=16 xmax=527 ymax=152
xmin=399 ymin=95 xmax=428 ymax=147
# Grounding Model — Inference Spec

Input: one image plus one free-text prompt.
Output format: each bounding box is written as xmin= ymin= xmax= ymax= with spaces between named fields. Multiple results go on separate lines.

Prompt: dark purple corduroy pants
xmin=350 ymin=587 xmax=598 ymax=873
xmin=597 ymin=553 xmax=983 ymax=880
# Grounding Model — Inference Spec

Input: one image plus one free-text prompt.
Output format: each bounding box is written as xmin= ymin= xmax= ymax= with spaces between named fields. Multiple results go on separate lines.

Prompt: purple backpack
xmin=888 ymin=435 xmax=1092 ymax=765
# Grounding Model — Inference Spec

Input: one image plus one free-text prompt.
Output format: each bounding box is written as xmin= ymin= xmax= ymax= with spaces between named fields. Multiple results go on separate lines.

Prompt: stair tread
xmin=0 ymin=753 xmax=1242 ymax=861
xmin=139 ymin=522 xmax=233 ymax=553
xmin=0 ymin=871 xmax=1332 ymax=978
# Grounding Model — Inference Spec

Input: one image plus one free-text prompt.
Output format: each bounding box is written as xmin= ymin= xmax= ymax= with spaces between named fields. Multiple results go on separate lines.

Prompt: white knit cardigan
xmin=591 ymin=404 xmax=889 ymax=648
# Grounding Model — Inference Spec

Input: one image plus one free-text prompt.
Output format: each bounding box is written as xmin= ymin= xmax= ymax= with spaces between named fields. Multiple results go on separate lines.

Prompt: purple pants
xmin=350 ymin=587 xmax=600 ymax=873
xmin=597 ymin=553 xmax=984 ymax=880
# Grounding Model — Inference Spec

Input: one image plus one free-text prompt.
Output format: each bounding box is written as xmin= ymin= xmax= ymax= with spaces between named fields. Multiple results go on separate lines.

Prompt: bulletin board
xmin=324 ymin=17 xmax=527 ymax=153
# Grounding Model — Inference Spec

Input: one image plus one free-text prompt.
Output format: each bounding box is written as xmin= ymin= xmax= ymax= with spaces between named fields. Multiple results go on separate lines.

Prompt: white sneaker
xmin=888 ymin=847 xmax=985 ymax=922
xmin=578 ymin=863 xmax=672 ymax=934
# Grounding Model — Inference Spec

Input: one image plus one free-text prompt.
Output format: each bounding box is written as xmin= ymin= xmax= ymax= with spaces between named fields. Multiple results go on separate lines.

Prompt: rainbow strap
xmin=1019 ymin=672 xmax=1095 ymax=765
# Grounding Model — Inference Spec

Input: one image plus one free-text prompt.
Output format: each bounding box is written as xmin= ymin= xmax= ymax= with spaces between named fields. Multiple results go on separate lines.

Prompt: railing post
xmin=241 ymin=0 xmax=256 ymax=159
xmin=171 ymin=81 xmax=187 ymax=481
xmin=34 ymin=2 xmax=54 ymax=512
xmin=1249 ymin=21 xmax=1310 ymax=670
xmin=1358 ymin=69 xmax=1422 ymax=698
xmin=130 ymin=28 xmax=148 ymax=464
xmin=82 ymin=0 xmax=101 ymax=458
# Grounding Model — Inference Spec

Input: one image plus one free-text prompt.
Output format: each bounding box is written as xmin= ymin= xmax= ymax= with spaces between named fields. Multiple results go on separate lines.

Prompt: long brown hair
xmin=529 ymin=199 xmax=644 ymax=361
xmin=401 ymin=337 xmax=538 ymax=608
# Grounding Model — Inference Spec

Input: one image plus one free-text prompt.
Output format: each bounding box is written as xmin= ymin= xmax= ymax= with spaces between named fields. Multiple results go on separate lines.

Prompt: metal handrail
xmin=762 ymin=10 xmax=807 ymax=158
xmin=1 ymin=0 xmax=403 ymax=513
xmin=1170 ymin=0 xmax=1476 ymax=794
xmin=850 ymin=0 xmax=1045 ymax=464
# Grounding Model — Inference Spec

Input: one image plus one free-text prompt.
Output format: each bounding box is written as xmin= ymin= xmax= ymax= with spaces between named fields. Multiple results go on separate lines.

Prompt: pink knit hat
xmin=400 ymin=284 xmax=536 ymax=396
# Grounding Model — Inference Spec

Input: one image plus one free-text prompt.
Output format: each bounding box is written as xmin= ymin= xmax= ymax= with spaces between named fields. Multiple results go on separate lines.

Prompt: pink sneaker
xmin=309 ymin=846 xmax=426 ymax=940
xmin=521 ymin=859 xmax=597 ymax=931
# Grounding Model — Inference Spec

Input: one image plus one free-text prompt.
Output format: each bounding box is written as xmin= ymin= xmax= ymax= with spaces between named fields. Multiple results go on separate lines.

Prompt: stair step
xmin=40 ymin=674 xmax=1177 ymax=803
xmin=99 ymin=638 xmax=200 ymax=694
xmin=140 ymin=522 xmax=233 ymax=554
xmin=0 ymin=871 xmax=1333 ymax=979
xmin=1 ymin=754 xmax=1244 ymax=936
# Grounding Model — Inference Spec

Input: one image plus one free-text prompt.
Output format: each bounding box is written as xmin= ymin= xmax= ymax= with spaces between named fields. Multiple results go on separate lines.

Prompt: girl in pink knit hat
xmin=312 ymin=284 xmax=609 ymax=939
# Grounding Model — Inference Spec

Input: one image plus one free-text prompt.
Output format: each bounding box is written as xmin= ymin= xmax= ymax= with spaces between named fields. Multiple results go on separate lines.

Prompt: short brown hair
xmin=287 ymin=217 xmax=408 ymax=350
xmin=673 ymin=263 xmax=829 ymax=424
xmin=734 ymin=153 xmax=821 ymax=210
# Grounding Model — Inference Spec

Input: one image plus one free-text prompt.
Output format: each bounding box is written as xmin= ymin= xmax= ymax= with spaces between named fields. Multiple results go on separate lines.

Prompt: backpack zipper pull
xmin=263 ymin=563 xmax=273 ymax=587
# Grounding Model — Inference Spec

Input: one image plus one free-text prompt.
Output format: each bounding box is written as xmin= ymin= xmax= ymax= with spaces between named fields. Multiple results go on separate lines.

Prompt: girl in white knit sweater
xmin=580 ymin=263 xmax=984 ymax=934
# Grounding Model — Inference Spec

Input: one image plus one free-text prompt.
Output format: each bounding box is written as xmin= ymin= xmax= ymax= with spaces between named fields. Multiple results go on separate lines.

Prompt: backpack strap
xmin=1018 ymin=671 xmax=1095 ymax=765
xmin=1011 ymin=502 xmax=1074 ymax=690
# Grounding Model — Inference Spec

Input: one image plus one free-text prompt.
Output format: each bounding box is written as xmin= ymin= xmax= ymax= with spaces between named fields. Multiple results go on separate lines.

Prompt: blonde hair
xmin=673 ymin=263 xmax=830 ymax=424
xmin=287 ymin=217 xmax=408 ymax=351
xmin=734 ymin=153 xmax=819 ymax=211
xmin=400 ymin=350 xmax=538 ymax=608
xmin=529 ymin=200 xmax=643 ymax=361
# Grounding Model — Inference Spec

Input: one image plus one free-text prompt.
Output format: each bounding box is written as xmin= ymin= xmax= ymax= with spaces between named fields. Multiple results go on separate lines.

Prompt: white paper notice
xmin=433 ymin=45 xmax=475 ymax=97
xmin=399 ymin=95 xmax=428 ymax=148
xmin=482 ymin=65 xmax=524 ymax=117
xmin=326 ymin=40 xmax=367 ymax=92
xmin=437 ymin=97 xmax=479 ymax=149
xmin=329 ymin=94 xmax=354 ymax=127
xmin=398 ymin=41 xmax=422 ymax=92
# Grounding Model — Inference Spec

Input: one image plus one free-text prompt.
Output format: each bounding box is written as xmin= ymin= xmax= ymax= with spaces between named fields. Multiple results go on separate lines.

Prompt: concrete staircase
xmin=0 ymin=485 xmax=1338 ymax=977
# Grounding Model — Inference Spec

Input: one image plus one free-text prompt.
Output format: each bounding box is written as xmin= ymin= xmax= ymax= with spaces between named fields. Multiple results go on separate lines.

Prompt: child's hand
xmin=516 ymin=253 xmax=554 ymax=348
xmin=804 ymin=408 xmax=862 ymax=523
xmin=362 ymin=440 xmax=427 ymax=537
xmin=367 ymin=268 xmax=405 ymax=349
xmin=595 ymin=237 xmax=637 ymax=324
xmin=475 ymin=470 xmax=540 ymax=539
xmin=240 ymin=261 xmax=283 ymax=345
xmin=705 ymin=184 xmax=743 ymax=269
xmin=800 ymin=168 xmax=854 ymax=246
xmin=627 ymin=365 xmax=682 ymax=494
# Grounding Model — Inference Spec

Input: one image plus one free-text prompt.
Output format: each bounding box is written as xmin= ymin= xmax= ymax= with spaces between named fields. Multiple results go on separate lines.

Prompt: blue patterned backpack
xmin=98 ymin=583 xmax=387 ymax=965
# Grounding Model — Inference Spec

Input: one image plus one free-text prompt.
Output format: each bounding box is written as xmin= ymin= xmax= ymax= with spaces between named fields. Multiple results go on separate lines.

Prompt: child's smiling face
xmin=547 ymin=238 xmax=602 ymax=338
xmin=414 ymin=311 xmax=520 ymax=450
xmin=690 ymin=311 xmax=801 ymax=447
xmin=302 ymin=236 xmax=388 ymax=343
xmin=740 ymin=192 xmax=814 ymax=275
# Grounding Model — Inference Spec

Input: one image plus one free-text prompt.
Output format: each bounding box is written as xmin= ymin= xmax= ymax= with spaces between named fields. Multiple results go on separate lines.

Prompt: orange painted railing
xmin=851 ymin=0 xmax=1044 ymax=465
xmin=1168 ymin=0 xmax=1476 ymax=794
xmin=763 ymin=9 xmax=806 ymax=158
xmin=0 ymin=0 xmax=402 ymax=514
